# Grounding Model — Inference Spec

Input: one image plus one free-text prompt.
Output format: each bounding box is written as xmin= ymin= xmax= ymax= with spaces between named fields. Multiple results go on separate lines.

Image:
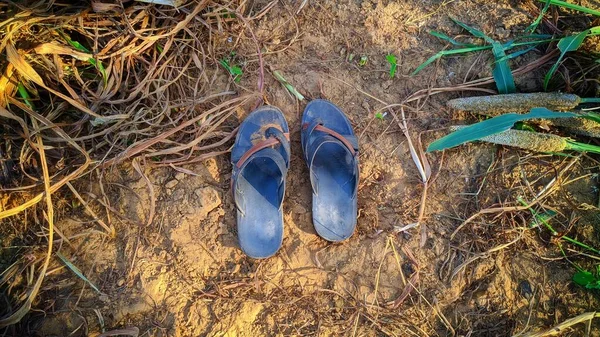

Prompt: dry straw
xmin=0 ymin=0 xmax=260 ymax=326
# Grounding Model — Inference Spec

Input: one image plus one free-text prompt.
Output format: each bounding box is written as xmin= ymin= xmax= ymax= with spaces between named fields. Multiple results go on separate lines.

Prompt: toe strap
xmin=302 ymin=120 xmax=358 ymax=159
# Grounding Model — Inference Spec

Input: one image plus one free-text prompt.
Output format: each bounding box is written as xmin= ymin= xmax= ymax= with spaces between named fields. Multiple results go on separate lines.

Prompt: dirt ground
xmin=2 ymin=0 xmax=600 ymax=336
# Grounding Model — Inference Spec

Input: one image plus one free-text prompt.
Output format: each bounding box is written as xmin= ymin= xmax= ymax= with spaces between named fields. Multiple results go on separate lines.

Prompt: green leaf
xmin=386 ymin=54 xmax=397 ymax=78
xmin=412 ymin=45 xmax=491 ymax=75
xmin=60 ymin=32 xmax=91 ymax=53
xmin=573 ymin=271 xmax=597 ymax=287
xmin=427 ymin=107 xmax=577 ymax=152
xmin=219 ymin=58 xmax=243 ymax=82
xmin=17 ymin=82 xmax=34 ymax=110
xmin=450 ymin=17 xmax=494 ymax=43
xmin=496 ymin=45 xmax=540 ymax=63
xmin=375 ymin=112 xmax=384 ymax=120
xmin=544 ymin=29 xmax=590 ymax=90
xmin=56 ymin=251 xmax=101 ymax=294
xmin=429 ymin=30 xmax=476 ymax=47
xmin=539 ymin=0 xmax=600 ymax=17
xmin=87 ymin=57 xmax=107 ymax=85
xmin=491 ymin=42 xmax=516 ymax=94
xmin=273 ymin=70 xmax=304 ymax=101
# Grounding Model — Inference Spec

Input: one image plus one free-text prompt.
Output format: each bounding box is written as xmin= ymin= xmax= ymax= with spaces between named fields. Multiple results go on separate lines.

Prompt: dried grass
xmin=0 ymin=0 xmax=260 ymax=326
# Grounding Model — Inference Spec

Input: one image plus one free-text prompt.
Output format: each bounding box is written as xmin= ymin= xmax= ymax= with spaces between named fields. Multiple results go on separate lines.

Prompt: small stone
xmin=293 ymin=204 xmax=307 ymax=214
xmin=496 ymin=27 xmax=510 ymax=40
xmin=117 ymin=278 xmax=125 ymax=287
xmin=217 ymin=222 xmax=229 ymax=235
xmin=165 ymin=180 xmax=178 ymax=189
xmin=175 ymin=172 xmax=186 ymax=181
xmin=361 ymin=100 xmax=370 ymax=112
xmin=381 ymin=80 xmax=393 ymax=90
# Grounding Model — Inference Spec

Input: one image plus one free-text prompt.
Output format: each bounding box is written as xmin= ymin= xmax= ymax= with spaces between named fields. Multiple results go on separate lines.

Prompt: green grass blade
xmin=450 ymin=17 xmax=494 ymax=43
xmin=87 ymin=57 xmax=107 ymax=85
xmin=539 ymin=0 xmax=600 ymax=16
xmin=496 ymin=45 xmax=539 ymax=62
xmin=273 ymin=70 xmax=304 ymax=101
xmin=509 ymin=38 xmax=561 ymax=48
xmin=412 ymin=53 xmax=442 ymax=75
xmin=515 ymin=34 xmax=554 ymax=40
xmin=491 ymin=42 xmax=516 ymax=94
xmin=544 ymin=29 xmax=590 ymax=90
xmin=412 ymin=45 xmax=491 ymax=75
xmin=56 ymin=251 xmax=101 ymax=294
xmin=582 ymin=112 xmax=600 ymax=123
xmin=60 ymin=31 xmax=106 ymax=84
xmin=427 ymin=107 xmax=577 ymax=152
xmin=429 ymin=30 xmax=476 ymax=47
xmin=386 ymin=54 xmax=397 ymax=78
xmin=17 ymin=82 xmax=34 ymax=110
xmin=60 ymin=32 xmax=91 ymax=53
xmin=526 ymin=0 xmax=552 ymax=33
xmin=566 ymin=140 xmax=600 ymax=154
xmin=95 ymin=58 xmax=107 ymax=84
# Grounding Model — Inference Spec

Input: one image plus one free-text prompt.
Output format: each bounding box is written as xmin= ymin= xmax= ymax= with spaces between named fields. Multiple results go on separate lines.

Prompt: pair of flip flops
xmin=231 ymin=100 xmax=359 ymax=258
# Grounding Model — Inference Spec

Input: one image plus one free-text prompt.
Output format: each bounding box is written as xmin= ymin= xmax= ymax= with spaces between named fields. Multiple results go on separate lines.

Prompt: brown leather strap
xmin=307 ymin=124 xmax=356 ymax=157
xmin=235 ymin=132 xmax=290 ymax=169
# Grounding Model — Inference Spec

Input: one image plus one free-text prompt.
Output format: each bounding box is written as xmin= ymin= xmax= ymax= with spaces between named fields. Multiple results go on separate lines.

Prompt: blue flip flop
xmin=231 ymin=106 xmax=290 ymax=258
xmin=301 ymin=100 xmax=359 ymax=242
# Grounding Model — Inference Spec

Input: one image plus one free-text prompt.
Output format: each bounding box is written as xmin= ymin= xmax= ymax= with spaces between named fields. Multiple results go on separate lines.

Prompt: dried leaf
xmin=34 ymin=42 xmax=92 ymax=61
xmin=134 ymin=0 xmax=187 ymax=8
xmin=6 ymin=42 xmax=44 ymax=86
xmin=0 ymin=64 xmax=16 ymax=108
xmin=91 ymin=1 xmax=121 ymax=12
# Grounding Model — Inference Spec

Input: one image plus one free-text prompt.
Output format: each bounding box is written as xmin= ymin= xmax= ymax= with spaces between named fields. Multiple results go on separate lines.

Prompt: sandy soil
xmin=2 ymin=0 xmax=600 ymax=336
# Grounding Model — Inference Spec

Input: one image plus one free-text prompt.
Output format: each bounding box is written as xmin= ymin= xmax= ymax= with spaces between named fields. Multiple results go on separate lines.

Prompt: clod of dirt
xmin=194 ymin=186 xmax=221 ymax=220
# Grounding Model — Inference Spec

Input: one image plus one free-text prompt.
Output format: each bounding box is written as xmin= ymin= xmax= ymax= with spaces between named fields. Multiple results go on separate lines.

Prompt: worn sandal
xmin=231 ymin=106 xmax=290 ymax=258
xmin=301 ymin=100 xmax=359 ymax=242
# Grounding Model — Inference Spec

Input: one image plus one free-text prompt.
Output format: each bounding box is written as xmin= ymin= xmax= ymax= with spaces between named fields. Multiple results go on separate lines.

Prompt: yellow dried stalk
xmin=0 ymin=64 xmax=16 ymax=108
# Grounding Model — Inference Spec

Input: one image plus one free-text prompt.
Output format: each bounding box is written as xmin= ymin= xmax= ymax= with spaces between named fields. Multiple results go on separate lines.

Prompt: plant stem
xmin=566 ymin=141 xmax=600 ymax=154
xmin=580 ymin=98 xmax=600 ymax=104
